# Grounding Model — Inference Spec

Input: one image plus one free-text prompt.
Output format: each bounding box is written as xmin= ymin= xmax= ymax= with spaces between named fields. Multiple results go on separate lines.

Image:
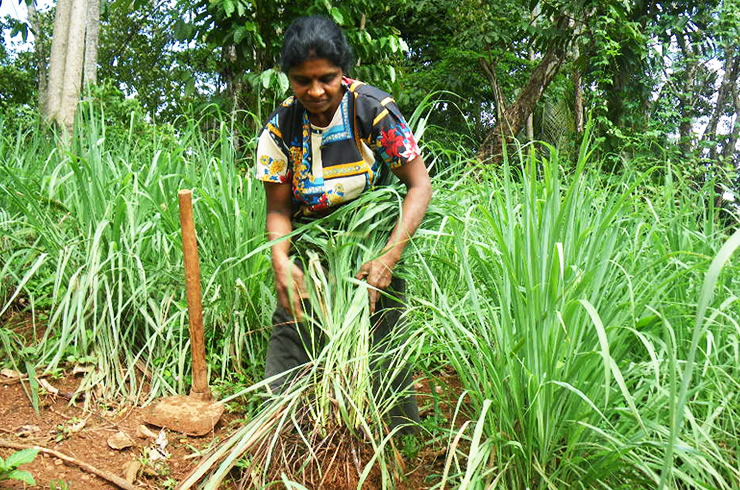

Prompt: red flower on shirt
xmin=380 ymin=127 xmax=405 ymax=158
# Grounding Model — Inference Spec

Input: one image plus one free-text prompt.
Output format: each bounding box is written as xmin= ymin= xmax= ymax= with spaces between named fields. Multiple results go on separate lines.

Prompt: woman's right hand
xmin=273 ymin=256 xmax=307 ymax=321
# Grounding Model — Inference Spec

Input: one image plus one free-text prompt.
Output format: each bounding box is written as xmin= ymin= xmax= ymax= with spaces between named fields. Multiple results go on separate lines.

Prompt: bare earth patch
xmin=0 ymin=312 xmax=465 ymax=488
xmin=0 ymin=371 xmax=466 ymax=489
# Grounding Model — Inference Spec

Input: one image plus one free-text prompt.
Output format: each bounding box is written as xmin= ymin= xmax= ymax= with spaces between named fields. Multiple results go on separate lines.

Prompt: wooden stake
xmin=178 ymin=189 xmax=211 ymax=401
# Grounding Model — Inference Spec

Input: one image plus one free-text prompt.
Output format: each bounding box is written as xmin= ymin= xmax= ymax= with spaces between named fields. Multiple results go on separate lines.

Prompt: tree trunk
xmin=59 ymin=0 xmax=88 ymax=132
xmin=573 ymin=41 xmax=584 ymax=135
xmin=675 ymin=30 xmax=698 ymax=155
xmin=721 ymin=80 xmax=740 ymax=163
xmin=45 ymin=0 xmax=74 ymax=121
xmin=83 ymin=0 xmax=100 ymax=86
xmin=479 ymin=57 xmax=506 ymax=123
xmin=28 ymin=1 xmax=49 ymax=113
xmin=476 ymin=44 xmax=567 ymax=162
xmin=702 ymin=48 xmax=739 ymax=159
xmin=46 ymin=0 xmax=89 ymax=134
xmin=573 ymin=69 xmax=584 ymax=134
xmin=46 ymin=0 xmax=88 ymax=134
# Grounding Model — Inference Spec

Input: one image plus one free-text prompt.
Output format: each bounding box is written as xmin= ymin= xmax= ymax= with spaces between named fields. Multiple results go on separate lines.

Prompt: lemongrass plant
xmin=412 ymin=134 xmax=740 ymax=488
xmin=187 ymin=187 xmax=425 ymax=488
xmin=0 ymin=104 xmax=271 ymax=402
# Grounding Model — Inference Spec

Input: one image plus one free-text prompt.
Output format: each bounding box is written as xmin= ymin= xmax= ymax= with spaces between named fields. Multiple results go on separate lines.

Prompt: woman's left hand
xmin=356 ymin=253 xmax=398 ymax=314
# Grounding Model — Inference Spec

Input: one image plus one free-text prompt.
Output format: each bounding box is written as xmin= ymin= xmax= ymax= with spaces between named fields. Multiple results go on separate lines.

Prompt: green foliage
xmin=0 ymin=447 xmax=39 ymax=486
xmin=0 ymin=20 xmax=37 ymax=135
xmin=80 ymin=81 xmax=177 ymax=149
xmin=98 ymin=0 xmax=219 ymax=120
xmin=0 ymin=106 xmax=270 ymax=400
xmin=409 ymin=132 xmax=739 ymax=487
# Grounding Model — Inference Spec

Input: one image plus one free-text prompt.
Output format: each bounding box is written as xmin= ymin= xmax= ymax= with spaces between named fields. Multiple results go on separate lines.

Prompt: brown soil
xmin=0 ymin=312 xmax=468 ymax=489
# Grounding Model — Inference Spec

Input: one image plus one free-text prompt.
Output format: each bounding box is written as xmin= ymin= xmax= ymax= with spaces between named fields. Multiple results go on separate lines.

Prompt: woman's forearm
xmin=382 ymin=182 xmax=432 ymax=264
xmin=382 ymin=156 xmax=432 ymax=265
xmin=266 ymin=210 xmax=293 ymax=265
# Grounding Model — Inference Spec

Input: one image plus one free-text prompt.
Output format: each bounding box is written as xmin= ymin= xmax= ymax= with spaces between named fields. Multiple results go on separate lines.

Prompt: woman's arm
xmin=264 ymin=181 xmax=307 ymax=320
xmin=356 ymin=155 xmax=432 ymax=313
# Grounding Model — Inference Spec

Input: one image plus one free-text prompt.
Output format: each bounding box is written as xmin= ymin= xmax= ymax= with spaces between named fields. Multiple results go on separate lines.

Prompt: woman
xmin=255 ymin=16 xmax=431 ymax=431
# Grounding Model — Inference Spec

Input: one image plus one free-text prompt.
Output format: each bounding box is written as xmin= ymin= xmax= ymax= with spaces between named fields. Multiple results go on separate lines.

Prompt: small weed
xmin=0 ymin=447 xmax=39 ymax=486
xmin=399 ymin=434 xmax=421 ymax=460
xmin=161 ymin=477 xmax=178 ymax=489
xmin=212 ymin=375 xmax=260 ymax=414
xmin=53 ymin=417 xmax=83 ymax=442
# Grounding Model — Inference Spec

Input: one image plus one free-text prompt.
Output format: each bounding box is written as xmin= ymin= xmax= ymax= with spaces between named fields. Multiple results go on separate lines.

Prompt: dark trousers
xmin=264 ymin=275 xmax=420 ymax=433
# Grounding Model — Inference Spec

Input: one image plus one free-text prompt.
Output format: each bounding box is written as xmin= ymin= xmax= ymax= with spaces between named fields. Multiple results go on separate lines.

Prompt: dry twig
xmin=0 ymin=439 xmax=138 ymax=490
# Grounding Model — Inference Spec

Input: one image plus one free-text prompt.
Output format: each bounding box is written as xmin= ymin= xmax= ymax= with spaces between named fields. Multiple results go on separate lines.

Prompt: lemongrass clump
xmin=412 ymin=135 xmax=740 ymax=488
xmin=190 ymin=188 xmax=421 ymax=489
xmin=0 ymin=107 xmax=270 ymax=402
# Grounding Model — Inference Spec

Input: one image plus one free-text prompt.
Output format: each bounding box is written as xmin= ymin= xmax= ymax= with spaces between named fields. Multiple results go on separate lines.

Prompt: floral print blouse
xmin=255 ymin=77 xmax=421 ymax=218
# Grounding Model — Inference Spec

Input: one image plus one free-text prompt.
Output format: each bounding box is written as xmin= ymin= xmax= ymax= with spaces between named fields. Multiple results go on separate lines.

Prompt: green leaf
xmin=261 ymin=69 xmax=274 ymax=89
xmin=222 ymin=0 xmax=235 ymax=17
xmin=174 ymin=20 xmax=193 ymax=41
xmin=233 ymin=26 xmax=247 ymax=44
xmin=6 ymin=469 xmax=36 ymax=485
xmin=5 ymin=448 xmax=39 ymax=468
xmin=277 ymin=72 xmax=289 ymax=95
xmin=24 ymin=361 xmax=39 ymax=415
xmin=330 ymin=7 xmax=345 ymax=25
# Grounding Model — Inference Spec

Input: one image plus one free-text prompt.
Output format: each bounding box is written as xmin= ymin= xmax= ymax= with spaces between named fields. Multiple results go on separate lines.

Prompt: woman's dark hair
xmin=280 ymin=16 xmax=354 ymax=73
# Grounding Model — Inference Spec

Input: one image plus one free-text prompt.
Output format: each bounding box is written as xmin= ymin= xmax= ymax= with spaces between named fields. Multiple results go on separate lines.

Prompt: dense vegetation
xmin=1 ymin=0 xmax=739 ymax=487
xmin=1 ymin=104 xmax=739 ymax=486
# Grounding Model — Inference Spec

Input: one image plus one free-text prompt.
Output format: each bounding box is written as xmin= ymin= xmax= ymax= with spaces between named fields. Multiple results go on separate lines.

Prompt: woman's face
xmin=288 ymin=58 xmax=344 ymax=125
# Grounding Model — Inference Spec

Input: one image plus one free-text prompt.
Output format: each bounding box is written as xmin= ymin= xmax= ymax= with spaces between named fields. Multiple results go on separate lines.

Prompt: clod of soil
xmin=142 ymin=395 xmax=225 ymax=436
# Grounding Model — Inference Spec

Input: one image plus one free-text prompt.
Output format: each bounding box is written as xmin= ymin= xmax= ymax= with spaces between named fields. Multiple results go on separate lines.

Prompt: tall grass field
xmin=1 ymin=107 xmax=738 ymax=488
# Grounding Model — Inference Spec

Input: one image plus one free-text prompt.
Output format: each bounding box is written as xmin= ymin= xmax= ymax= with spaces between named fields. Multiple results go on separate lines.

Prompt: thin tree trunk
xmin=702 ymin=49 xmax=739 ymax=159
xmin=573 ymin=42 xmax=584 ymax=135
xmin=59 ymin=0 xmax=88 ymax=133
xmin=476 ymin=44 xmax=567 ymax=162
xmin=356 ymin=13 xmax=366 ymax=67
xmin=479 ymin=57 xmax=506 ymax=123
xmin=721 ymin=81 xmax=740 ymax=162
xmin=28 ymin=1 xmax=48 ymax=113
xmin=83 ymin=0 xmax=100 ymax=86
xmin=46 ymin=0 xmax=74 ymax=121
xmin=574 ymin=69 xmax=584 ymax=134
xmin=676 ymin=31 xmax=698 ymax=154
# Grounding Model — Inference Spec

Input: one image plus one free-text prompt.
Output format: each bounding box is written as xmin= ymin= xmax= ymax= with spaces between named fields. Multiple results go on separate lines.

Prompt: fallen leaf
xmin=38 ymin=378 xmax=60 ymax=395
xmin=155 ymin=429 xmax=168 ymax=451
xmin=108 ymin=431 xmax=134 ymax=450
xmin=16 ymin=424 xmax=41 ymax=438
xmin=123 ymin=459 xmax=141 ymax=483
xmin=136 ymin=424 xmax=159 ymax=439
xmin=70 ymin=418 xmax=87 ymax=433
xmin=147 ymin=429 xmax=170 ymax=460
xmin=72 ymin=364 xmax=94 ymax=375
xmin=0 ymin=369 xmax=20 ymax=379
xmin=148 ymin=446 xmax=169 ymax=461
